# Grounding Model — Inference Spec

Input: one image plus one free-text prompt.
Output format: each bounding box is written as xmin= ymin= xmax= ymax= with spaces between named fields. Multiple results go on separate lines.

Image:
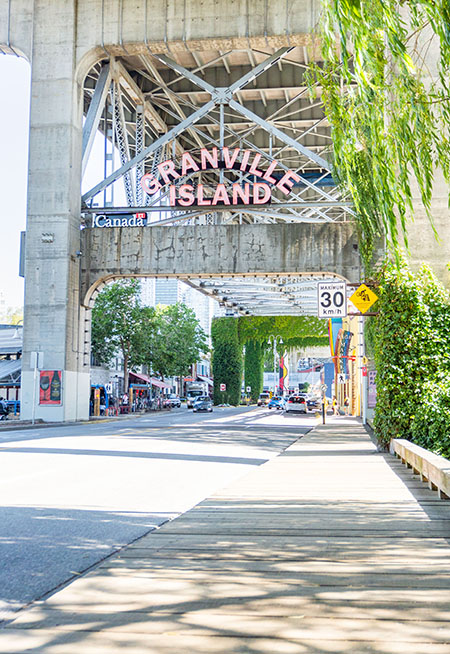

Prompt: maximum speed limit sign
xmin=317 ymin=281 xmax=347 ymax=318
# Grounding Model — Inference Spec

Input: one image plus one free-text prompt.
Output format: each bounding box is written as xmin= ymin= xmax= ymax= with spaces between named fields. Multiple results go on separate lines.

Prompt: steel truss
xmin=80 ymin=46 xmax=356 ymax=316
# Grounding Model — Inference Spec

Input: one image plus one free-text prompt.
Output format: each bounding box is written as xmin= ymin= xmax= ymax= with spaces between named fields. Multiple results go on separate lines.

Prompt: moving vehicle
xmin=186 ymin=381 xmax=208 ymax=408
xmin=165 ymin=394 xmax=181 ymax=408
xmin=285 ymin=395 xmax=307 ymax=414
xmin=306 ymin=397 xmax=321 ymax=412
xmin=268 ymin=396 xmax=286 ymax=410
xmin=257 ymin=392 xmax=271 ymax=406
xmin=192 ymin=396 xmax=213 ymax=412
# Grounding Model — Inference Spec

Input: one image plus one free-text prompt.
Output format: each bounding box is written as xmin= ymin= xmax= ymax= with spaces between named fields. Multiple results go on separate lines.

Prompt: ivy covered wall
xmin=244 ymin=340 xmax=264 ymax=402
xmin=211 ymin=318 xmax=242 ymax=406
xmin=211 ymin=315 xmax=329 ymax=405
xmin=372 ymin=260 xmax=450 ymax=458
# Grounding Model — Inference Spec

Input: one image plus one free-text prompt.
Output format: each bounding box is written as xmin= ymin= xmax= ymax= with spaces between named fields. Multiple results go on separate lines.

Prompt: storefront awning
xmin=129 ymin=371 xmax=172 ymax=389
xmin=0 ymin=359 xmax=21 ymax=386
xmin=198 ymin=375 xmax=214 ymax=387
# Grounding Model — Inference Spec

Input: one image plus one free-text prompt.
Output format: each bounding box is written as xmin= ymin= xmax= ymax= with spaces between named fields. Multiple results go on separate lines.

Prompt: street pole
xmin=273 ymin=339 xmax=277 ymax=396
xmin=31 ymin=360 xmax=37 ymax=426
xmin=30 ymin=351 xmax=43 ymax=426
xmin=358 ymin=316 xmax=367 ymax=425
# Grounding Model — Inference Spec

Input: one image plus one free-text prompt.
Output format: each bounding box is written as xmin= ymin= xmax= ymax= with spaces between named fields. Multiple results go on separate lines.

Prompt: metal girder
xmin=152 ymin=52 xmax=216 ymax=96
xmin=153 ymin=49 xmax=330 ymax=171
xmin=82 ymin=47 xmax=347 ymax=226
xmin=114 ymin=60 xmax=167 ymax=134
xmin=82 ymin=63 xmax=111 ymax=176
xmin=113 ymin=82 xmax=135 ymax=206
xmin=82 ymin=98 xmax=216 ymax=203
xmin=135 ymin=106 xmax=144 ymax=205
xmin=228 ymin=98 xmax=330 ymax=171
xmin=138 ymin=54 xmax=206 ymax=151
xmin=228 ymin=47 xmax=295 ymax=94
xmin=183 ymin=272 xmax=345 ymax=316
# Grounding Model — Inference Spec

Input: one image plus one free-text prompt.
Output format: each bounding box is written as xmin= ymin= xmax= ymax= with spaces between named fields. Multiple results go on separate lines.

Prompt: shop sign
xmin=140 ymin=147 xmax=301 ymax=207
xmin=92 ymin=213 xmax=148 ymax=228
xmin=368 ymin=370 xmax=377 ymax=408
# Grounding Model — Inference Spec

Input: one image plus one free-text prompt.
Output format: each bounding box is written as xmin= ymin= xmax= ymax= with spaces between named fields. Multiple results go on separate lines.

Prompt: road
xmin=0 ymin=405 xmax=316 ymax=623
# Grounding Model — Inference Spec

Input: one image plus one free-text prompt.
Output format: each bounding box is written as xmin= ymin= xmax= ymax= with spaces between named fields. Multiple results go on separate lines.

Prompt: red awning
xmin=129 ymin=371 xmax=172 ymax=389
xmin=150 ymin=377 xmax=172 ymax=389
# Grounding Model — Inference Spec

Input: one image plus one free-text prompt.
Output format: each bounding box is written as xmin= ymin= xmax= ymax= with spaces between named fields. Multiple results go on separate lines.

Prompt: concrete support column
xmin=21 ymin=1 xmax=89 ymax=422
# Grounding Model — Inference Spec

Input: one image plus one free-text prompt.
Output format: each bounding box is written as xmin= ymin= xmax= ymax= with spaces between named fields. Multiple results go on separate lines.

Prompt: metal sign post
xmin=30 ymin=351 xmax=44 ymax=425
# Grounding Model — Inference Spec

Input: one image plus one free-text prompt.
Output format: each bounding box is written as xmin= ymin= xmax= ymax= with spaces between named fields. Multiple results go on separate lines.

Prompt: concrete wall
xmin=80 ymin=223 xmax=362 ymax=302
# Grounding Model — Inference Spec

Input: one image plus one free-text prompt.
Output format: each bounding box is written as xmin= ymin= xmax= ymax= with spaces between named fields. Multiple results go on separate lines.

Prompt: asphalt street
xmin=0 ymin=405 xmax=315 ymax=623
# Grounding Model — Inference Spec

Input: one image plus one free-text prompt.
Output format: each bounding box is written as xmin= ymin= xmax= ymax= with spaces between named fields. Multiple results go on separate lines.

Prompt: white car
xmin=285 ymin=395 xmax=307 ymax=413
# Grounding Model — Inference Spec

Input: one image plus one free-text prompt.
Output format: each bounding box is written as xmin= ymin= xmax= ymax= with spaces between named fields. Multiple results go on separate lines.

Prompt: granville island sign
xmin=91 ymin=147 xmax=301 ymax=226
xmin=141 ymin=147 xmax=301 ymax=207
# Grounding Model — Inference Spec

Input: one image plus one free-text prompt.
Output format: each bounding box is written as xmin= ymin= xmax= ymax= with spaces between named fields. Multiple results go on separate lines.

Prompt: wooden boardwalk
xmin=2 ymin=420 xmax=450 ymax=653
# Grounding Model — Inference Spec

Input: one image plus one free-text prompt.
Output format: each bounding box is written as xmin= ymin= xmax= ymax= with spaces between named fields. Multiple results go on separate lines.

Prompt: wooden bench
xmin=391 ymin=439 xmax=450 ymax=500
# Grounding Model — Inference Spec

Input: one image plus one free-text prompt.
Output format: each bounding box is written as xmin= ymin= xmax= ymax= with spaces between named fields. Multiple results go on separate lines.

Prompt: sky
xmin=0 ymin=55 xmax=30 ymax=311
xmin=0 ymin=55 xmax=126 ymax=313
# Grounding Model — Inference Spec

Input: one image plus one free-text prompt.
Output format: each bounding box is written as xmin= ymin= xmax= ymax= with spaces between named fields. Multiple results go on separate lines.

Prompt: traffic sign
xmin=317 ymin=281 xmax=347 ymax=318
xmin=220 ymin=383 xmax=226 ymax=391
xmin=337 ymin=373 xmax=346 ymax=384
xmin=246 ymin=386 xmax=251 ymax=393
xmin=349 ymin=284 xmax=378 ymax=314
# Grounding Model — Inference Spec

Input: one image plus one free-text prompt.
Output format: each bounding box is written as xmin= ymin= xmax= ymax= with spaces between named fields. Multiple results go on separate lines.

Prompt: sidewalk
xmin=1 ymin=419 xmax=450 ymax=653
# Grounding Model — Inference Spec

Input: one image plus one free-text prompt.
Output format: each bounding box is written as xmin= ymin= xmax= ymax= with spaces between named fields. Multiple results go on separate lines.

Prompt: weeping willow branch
xmin=307 ymin=0 xmax=450 ymax=264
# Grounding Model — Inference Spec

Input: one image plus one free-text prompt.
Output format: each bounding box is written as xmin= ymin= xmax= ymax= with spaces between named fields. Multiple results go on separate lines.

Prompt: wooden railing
xmin=391 ymin=439 xmax=450 ymax=500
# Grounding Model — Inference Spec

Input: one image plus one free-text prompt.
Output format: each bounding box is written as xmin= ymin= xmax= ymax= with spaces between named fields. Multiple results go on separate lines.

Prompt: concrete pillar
xmin=21 ymin=1 xmax=89 ymax=422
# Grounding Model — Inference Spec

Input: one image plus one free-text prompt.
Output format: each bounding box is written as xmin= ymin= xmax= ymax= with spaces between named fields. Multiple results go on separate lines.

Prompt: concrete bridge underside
xmin=1 ymin=1 xmax=448 ymax=421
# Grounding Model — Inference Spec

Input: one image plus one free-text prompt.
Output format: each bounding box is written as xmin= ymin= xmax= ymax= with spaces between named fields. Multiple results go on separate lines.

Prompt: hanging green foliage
xmin=372 ymin=257 xmax=450 ymax=455
xmin=244 ymin=340 xmax=264 ymax=402
xmin=307 ymin=0 xmax=450 ymax=261
xmin=237 ymin=315 xmax=328 ymax=349
xmin=211 ymin=318 xmax=243 ymax=406
xmin=211 ymin=315 xmax=328 ymax=405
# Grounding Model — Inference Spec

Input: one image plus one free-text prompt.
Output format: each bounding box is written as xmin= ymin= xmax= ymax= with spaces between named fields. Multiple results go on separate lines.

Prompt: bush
xmin=373 ymin=259 xmax=450 ymax=455
xmin=411 ymin=378 xmax=450 ymax=459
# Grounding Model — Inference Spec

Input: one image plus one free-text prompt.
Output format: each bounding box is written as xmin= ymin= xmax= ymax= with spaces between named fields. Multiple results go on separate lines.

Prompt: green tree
xmin=91 ymin=280 xmax=149 ymax=392
xmin=142 ymin=303 xmax=208 ymax=381
xmin=244 ymin=340 xmax=263 ymax=402
xmin=211 ymin=318 xmax=242 ymax=405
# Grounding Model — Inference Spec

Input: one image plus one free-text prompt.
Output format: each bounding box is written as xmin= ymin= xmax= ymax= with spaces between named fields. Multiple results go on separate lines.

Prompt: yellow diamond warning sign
xmin=349 ymin=284 xmax=378 ymax=314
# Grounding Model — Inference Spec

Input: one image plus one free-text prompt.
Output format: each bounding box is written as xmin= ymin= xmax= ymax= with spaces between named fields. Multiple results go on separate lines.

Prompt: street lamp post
xmin=268 ymin=336 xmax=283 ymax=395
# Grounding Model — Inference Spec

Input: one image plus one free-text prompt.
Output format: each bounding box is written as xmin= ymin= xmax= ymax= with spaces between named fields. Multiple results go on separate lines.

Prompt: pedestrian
xmin=332 ymin=395 xmax=339 ymax=416
xmin=0 ymin=397 xmax=7 ymax=421
xmin=344 ymin=396 xmax=350 ymax=415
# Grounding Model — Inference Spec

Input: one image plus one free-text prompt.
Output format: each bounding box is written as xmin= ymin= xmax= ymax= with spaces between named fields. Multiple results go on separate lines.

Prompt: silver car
xmin=192 ymin=396 xmax=213 ymax=413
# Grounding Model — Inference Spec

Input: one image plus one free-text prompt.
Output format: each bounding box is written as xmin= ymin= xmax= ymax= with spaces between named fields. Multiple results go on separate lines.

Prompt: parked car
xmin=285 ymin=395 xmax=307 ymax=413
xmin=166 ymin=394 xmax=181 ymax=408
xmin=192 ymin=396 xmax=213 ymax=412
xmin=268 ymin=396 xmax=286 ymax=410
xmin=257 ymin=392 xmax=271 ymax=406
